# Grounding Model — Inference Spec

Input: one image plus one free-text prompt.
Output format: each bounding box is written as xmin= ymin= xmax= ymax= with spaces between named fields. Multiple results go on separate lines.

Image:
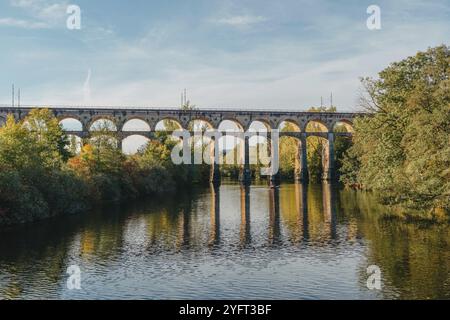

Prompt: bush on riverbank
xmin=0 ymin=110 xmax=196 ymax=226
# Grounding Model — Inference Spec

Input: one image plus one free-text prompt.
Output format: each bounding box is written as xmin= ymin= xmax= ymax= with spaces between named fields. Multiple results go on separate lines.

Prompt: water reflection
xmin=209 ymin=185 xmax=220 ymax=247
xmin=0 ymin=183 xmax=449 ymax=300
xmin=240 ymin=185 xmax=251 ymax=248
xmin=268 ymin=188 xmax=281 ymax=246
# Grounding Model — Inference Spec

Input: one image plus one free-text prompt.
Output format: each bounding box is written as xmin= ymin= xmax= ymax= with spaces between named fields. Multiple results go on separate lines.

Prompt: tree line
xmin=0 ymin=110 xmax=208 ymax=226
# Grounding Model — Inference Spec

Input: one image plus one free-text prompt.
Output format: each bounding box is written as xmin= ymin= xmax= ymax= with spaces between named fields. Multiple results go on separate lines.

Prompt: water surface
xmin=0 ymin=183 xmax=449 ymax=300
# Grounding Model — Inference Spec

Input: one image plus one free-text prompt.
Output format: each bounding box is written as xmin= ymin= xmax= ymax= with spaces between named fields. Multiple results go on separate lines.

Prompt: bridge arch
xmin=217 ymin=120 xmax=244 ymax=166
xmin=89 ymin=118 xmax=118 ymax=131
xmin=219 ymin=118 xmax=245 ymax=132
xmin=249 ymin=119 xmax=271 ymax=132
xmin=122 ymin=134 xmax=150 ymax=155
xmin=187 ymin=119 xmax=214 ymax=131
xmin=332 ymin=119 xmax=354 ymax=133
xmin=187 ymin=116 xmax=215 ymax=130
xmin=305 ymin=119 xmax=329 ymax=133
xmin=276 ymin=117 xmax=301 ymax=131
xmin=122 ymin=118 xmax=151 ymax=132
xmin=59 ymin=117 xmax=83 ymax=132
xmin=247 ymin=121 xmax=270 ymax=171
xmin=155 ymin=118 xmax=183 ymax=131
xmin=279 ymin=120 xmax=301 ymax=132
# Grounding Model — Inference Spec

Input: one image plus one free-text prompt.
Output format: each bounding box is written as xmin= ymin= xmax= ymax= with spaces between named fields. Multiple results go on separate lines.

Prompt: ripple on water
xmin=0 ymin=183 xmax=449 ymax=300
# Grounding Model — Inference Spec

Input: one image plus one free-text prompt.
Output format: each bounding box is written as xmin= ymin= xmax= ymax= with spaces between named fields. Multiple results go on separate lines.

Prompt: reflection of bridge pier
xmin=177 ymin=202 xmax=192 ymax=249
xmin=239 ymin=185 xmax=251 ymax=247
xmin=209 ymin=184 xmax=221 ymax=246
xmin=294 ymin=182 xmax=309 ymax=241
xmin=268 ymin=187 xmax=281 ymax=245
xmin=322 ymin=182 xmax=337 ymax=240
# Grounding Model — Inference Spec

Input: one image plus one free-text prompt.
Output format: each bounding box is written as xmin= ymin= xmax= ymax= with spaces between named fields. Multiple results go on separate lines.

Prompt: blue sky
xmin=0 ymin=0 xmax=449 ymax=111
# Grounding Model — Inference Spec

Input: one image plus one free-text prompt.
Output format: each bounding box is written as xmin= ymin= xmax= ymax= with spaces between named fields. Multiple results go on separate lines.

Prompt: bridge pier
xmin=268 ymin=132 xmax=280 ymax=187
xmin=239 ymin=135 xmax=252 ymax=185
xmin=209 ymin=137 xmax=221 ymax=186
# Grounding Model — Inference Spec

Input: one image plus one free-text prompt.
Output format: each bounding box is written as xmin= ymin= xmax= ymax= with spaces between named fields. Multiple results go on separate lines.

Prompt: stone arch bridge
xmin=0 ymin=106 xmax=367 ymax=185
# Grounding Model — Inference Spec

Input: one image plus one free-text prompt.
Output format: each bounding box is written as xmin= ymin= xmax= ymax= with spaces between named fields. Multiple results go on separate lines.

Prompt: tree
xmin=340 ymin=45 xmax=450 ymax=213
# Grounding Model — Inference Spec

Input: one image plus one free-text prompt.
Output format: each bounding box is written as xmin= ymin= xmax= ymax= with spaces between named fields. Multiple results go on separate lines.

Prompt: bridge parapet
xmin=0 ymin=106 xmax=367 ymax=132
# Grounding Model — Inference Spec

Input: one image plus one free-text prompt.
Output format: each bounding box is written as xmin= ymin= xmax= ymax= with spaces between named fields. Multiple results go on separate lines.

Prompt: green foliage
xmin=0 ymin=109 xmax=195 ymax=226
xmin=0 ymin=109 xmax=89 ymax=225
xmin=340 ymin=45 xmax=450 ymax=213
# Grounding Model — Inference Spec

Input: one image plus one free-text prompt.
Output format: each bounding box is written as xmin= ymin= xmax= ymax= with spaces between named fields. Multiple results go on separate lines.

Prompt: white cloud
xmin=5 ymin=0 xmax=68 ymax=28
xmin=10 ymin=0 xmax=39 ymax=8
xmin=0 ymin=17 xmax=48 ymax=29
xmin=214 ymin=15 xmax=268 ymax=27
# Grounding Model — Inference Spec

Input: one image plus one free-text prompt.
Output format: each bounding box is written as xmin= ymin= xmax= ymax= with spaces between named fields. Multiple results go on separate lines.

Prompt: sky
xmin=0 ymin=0 xmax=449 ymax=112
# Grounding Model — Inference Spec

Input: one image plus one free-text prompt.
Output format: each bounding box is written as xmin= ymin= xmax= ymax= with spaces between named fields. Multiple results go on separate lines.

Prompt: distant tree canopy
xmin=340 ymin=45 xmax=450 ymax=213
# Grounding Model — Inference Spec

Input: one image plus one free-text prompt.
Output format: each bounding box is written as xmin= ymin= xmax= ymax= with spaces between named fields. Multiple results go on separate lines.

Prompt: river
xmin=0 ymin=182 xmax=449 ymax=300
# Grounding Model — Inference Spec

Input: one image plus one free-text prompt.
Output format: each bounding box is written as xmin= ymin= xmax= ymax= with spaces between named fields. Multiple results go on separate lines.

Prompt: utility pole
xmin=18 ymin=88 xmax=21 ymax=108
xmin=330 ymin=92 xmax=333 ymax=108
xmin=12 ymin=84 xmax=15 ymax=108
